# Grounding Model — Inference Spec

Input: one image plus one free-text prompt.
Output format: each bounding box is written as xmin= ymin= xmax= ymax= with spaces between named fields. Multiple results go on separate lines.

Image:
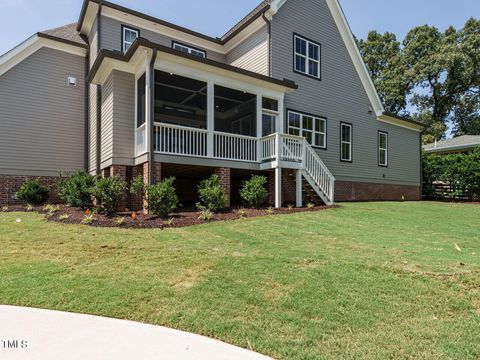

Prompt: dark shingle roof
xmin=423 ymin=135 xmax=480 ymax=153
xmin=221 ymin=0 xmax=273 ymax=41
xmin=39 ymin=23 xmax=87 ymax=47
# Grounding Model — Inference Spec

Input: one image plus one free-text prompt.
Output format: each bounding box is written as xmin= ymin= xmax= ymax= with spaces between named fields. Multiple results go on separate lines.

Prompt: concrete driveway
xmin=0 ymin=306 xmax=273 ymax=360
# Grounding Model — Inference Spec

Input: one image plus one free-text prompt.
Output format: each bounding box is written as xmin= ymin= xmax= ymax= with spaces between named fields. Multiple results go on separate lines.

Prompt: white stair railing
xmin=303 ymin=140 xmax=335 ymax=204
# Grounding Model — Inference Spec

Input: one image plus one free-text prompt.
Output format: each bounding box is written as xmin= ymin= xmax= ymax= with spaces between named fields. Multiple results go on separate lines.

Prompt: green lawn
xmin=0 ymin=202 xmax=479 ymax=359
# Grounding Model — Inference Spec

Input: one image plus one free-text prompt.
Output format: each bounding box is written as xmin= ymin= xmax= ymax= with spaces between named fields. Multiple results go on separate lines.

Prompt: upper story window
xmin=288 ymin=110 xmax=327 ymax=148
xmin=172 ymin=41 xmax=206 ymax=58
xmin=378 ymin=131 xmax=388 ymax=167
xmin=122 ymin=26 xmax=139 ymax=53
xmin=340 ymin=122 xmax=353 ymax=162
xmin=294 ymin=34 xmax=321 ymax=79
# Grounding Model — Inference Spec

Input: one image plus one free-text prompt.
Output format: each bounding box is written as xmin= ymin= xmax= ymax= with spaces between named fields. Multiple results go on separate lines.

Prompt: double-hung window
xmin=294 ymin=34 xmax=321 ymax=79
xmin=340 ymin=122 xmax=352 ymax=162
xmin=287 ymin=110 xmax=327 ymax=148
xmin=172 ymin=41 xmax=206 ymax=58
xmin=122 ymin=26 xmax=139 ymax=53
xmin=378 ymin=131 xmax=388 ymax=167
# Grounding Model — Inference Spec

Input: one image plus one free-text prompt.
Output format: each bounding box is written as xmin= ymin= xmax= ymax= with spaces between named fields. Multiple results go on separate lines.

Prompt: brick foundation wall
xmin=335 ymin=181 xmax=421 ymax=202
xmin=0 ymin=175 xmax=62 ymax=206
xmin=214 ymin=168 xmax=231 ymax=208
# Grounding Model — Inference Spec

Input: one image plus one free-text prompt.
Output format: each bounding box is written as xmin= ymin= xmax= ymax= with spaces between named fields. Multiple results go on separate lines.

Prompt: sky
xmin=1 ymin=0 xmax=479 ymax=56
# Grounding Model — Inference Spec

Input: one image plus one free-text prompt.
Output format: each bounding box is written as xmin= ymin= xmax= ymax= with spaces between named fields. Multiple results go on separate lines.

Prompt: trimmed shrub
xmin=92 ymin=176 xmax=127 ymax=215
xmin=147 ymin=177 xmax=179 ymax=217
xmin=130 ymin=175 xmax=179 ymax=217
xmin=15 ymin=179 xmax=49 ymax=205
xmin=240 ymin=175 xmax=268 ymax=208
xmin=197 ymin=175 xmax=227 ymax=211
xmin=58 ymin=171 xmax=96 ymax=208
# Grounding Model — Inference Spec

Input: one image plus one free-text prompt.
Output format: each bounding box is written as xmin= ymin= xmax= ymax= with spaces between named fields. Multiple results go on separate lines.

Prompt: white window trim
xmin=287 ymin=110 xmax=327 ymax=148
xmin=294 ymin=34 xmax=321 ymax=79
xmin=340 ymin=123 xmax=352 ymax=162
xmin=172 ymin=41 xmax=206 ymax=58
xmin=378 ymin=131 xmax=388 ymax=167
xmin=123 ymin=26 xmax=139 ymax=53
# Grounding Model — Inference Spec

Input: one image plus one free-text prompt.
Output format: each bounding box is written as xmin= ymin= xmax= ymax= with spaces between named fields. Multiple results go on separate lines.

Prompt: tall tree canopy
xmin=358 ymin=18 xmax=480 ymax=144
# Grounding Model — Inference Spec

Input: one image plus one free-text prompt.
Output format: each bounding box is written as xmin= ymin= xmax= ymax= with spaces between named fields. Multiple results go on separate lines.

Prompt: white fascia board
xmin=79 ymin=1 xmax=99 ymax=35
xmin=377 ymin=114 xmax=424 ymax=133
xmin=223 ymin=17 xmax=267 ymax=53
xmin=0 ymin=36 xmax=86 ymax=77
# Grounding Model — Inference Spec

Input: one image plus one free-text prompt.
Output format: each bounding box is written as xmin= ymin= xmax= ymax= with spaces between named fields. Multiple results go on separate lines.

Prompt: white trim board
xmin=0 ymin=35 xmax=87 ymax=77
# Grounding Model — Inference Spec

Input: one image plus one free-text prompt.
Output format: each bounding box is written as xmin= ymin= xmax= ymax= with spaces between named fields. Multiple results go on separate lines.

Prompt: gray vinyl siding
xmin=225 ymin=24 xmax=269 ymax=76
xmin=270 ymin=0 xmax=420 ymax=186
xmin=0 ymin=47 xmax=85 ymax=176
xmin=100 ymin=70 xmax=135 ymax=167
xmin=100 ymin=16 xmax=225 ymax=62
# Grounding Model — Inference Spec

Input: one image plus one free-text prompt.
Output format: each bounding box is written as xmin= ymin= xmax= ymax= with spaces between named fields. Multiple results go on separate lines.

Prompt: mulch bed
xmin=2 ymin=204 xmax=334 ymax=229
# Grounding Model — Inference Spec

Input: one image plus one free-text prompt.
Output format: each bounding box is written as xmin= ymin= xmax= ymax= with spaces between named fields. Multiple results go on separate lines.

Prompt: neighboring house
xmin=0 ymin=0 xmax=425 ymax=208
xmin=423 ymin=135 xmax=480 ymax=155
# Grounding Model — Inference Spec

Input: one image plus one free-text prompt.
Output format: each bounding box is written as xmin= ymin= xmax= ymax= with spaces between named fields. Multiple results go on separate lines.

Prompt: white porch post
xmin=207 ymin=81 xmax=215 ymax=158
xmin=296 ymin=169 xmax=303 ymax=208
xmin=145 ymin=58 xmax=152 ymax=159
xmin=277 ymin=96 xmax=285 ymax=133
xmin=275 ymin=167 xmax=282 ymax=208
xmin=256 ymin=94 xmax=262 ymax=162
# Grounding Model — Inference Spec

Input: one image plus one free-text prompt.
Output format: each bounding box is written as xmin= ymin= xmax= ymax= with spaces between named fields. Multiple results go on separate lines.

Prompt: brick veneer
xmin=335 ymin=181 xmax=421 ymax=202
xmin=0 ymin=175 xmax=62 ymax=206
xmin=266 ymin=169 xmax=296 ymax=206
xmin=108 ymin=165 xmax=128 ymax=211
xmin=214 ymin=167 xmax=231 ymax=208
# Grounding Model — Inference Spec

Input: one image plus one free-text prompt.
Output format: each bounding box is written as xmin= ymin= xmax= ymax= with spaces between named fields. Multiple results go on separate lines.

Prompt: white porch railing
xmin=135 ymin=124 xmax=147 ymax=156
xmin=150 ymin=123 xmax=335 ymax=204
xmin=214 ymin=132 xmax=257 ymax=162
xmin=154 ymin=123 xmax=208 ymax=157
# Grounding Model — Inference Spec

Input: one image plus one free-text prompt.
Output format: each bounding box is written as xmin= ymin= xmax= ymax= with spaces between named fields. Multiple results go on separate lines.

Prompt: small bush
xmin=43 ymin=204 xmax=60 ymax=213
xmin=25 ymin=204 xmax=34 ymax=212
xmin=240 ymin=175 xmax=268 ymax=208
xmin=59 ymin=214 xmax=70 ymax=221
xmin=266 ymin=207 xmax=275 ymax=215
xmin=81 ymin=214 xmax=96 ymax=225
xmin=15 ymin=179 xmax=49 ymax=205
xmin=197 ymin=175 xmax=227 ymax=212
xmin=115 ymin=217 xmax=126 ymax=226
xmin=147 ymin=178 xmax=179 ymax=217
xmin=236 ymin=208 xmax=247 ymax=218
xmin=198 ymin=209 xmax=214 ymax=221
xmin=287 ymin=204 xmax=294 ymax=211
xmin=2 ymin=206 xmax=9 ymax=212
xmin=307 ymin=202 xmax=315 ymax=209
xmin=165 ymin=218 xmax=175 ymax=227
xmin=58 ymin=171 xmax=96 ymax=208
xmin=130 ymin=176 xmax=178 ymax=217
xmin=92 ymin=176 xmax=127 ymax=215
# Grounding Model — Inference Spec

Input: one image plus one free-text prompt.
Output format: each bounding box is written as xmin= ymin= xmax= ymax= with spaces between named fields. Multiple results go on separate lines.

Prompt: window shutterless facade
xmin=378 ymin=131 xmax=388 ymax=167
xmin=287 ymin=110 xmax=326 ymax=148
xmin=172 ymin=41 xmax=206 ymax=58
xmin=122 ymin=26 xmax=139 ymax=53
xmin=340 ymin=122 xmax=352 ymax=162
xmin=293 ymin=34 xmax=321 ymax=79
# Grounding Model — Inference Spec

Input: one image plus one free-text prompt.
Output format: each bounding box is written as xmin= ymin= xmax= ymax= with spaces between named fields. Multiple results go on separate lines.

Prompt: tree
xmin=357 ymin=31 xmax=412 ymax=115
xmin=358 ymin=18 xmax=480 ymax=143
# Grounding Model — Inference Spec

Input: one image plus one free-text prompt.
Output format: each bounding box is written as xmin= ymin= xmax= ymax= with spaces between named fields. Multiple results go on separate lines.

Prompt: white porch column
xmin=207 ymin=81 xmax=215 ymax=158
xmin=275 ymin=167 xmax=282 ymax=208
xmin=277 ymin=96 xmax=285 ymax=133
xmin=256 ymin=94 xmax=262 ymax=162
xmin=145 ymin=59 xmax=152 ymax=158
xmin=296 ymin=169 xmax=303 ymax=208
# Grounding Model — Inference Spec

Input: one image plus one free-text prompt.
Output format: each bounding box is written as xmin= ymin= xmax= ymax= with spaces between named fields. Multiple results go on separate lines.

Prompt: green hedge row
xmin=422 ymin=148 xmax=480 ymax=200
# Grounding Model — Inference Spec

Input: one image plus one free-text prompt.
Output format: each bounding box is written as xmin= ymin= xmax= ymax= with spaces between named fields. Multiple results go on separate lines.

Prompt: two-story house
xmin=0 ymin=0 xmax=424 ymax=208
